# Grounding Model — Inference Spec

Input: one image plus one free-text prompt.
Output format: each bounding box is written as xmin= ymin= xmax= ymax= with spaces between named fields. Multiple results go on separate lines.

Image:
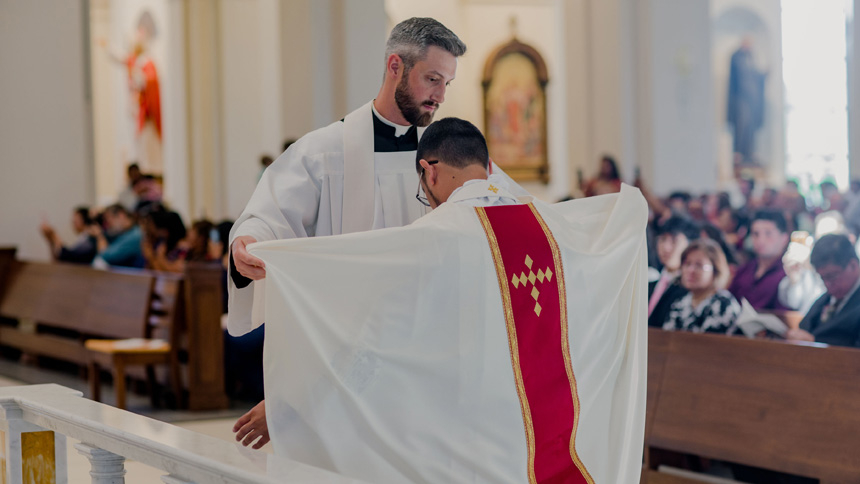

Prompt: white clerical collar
xmin=371 ymin=100 xmax=412 ymax=137
xmin=447 ymin=174 xmax=522 ymax=205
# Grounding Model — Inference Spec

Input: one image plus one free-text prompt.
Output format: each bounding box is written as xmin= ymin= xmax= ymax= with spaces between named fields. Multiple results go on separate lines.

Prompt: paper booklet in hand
xmin=735 ymin=298 xmax=789 ymax=338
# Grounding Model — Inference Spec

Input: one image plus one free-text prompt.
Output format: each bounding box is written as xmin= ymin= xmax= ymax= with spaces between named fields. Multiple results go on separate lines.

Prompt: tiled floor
xmin=0 ymin=358 xmax=271 ymax=482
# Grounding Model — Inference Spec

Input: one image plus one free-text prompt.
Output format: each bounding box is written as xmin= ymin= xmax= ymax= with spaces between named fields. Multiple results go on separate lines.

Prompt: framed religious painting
xmin=482 ymin=38 xmax=550 ymax=183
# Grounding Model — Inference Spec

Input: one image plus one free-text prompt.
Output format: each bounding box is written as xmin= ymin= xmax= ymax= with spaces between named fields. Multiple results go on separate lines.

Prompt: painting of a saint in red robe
xmin=104 ymin=10 xmax=163 ymax=175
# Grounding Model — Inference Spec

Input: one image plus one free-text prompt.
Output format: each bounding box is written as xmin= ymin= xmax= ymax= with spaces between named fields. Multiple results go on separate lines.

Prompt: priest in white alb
xmin=228 ymin=17 xmax=468 ymax=333
xmin=247 ymin=118 xmax=648 ymax=484
xmin=227 ymin=18 xmax=527 ymax=445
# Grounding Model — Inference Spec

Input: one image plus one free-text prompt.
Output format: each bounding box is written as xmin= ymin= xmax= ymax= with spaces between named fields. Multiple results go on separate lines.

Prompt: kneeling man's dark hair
xmin=416 ymin=117 xmax=489 ymax=173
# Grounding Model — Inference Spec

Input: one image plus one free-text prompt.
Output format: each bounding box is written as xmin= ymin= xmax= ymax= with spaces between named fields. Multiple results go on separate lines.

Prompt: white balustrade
xmin=0 ymin=384 xmax=368 ymax=484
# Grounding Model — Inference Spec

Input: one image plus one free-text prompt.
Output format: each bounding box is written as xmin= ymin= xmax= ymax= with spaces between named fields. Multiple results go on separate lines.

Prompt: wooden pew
xmin=0 ymin=260 xmax=229 ymax=411
xmin=644 ymin=328 xmax=860 ymax=483
xmin=86 ymin=263 xmax=228 ymax=410
xmin=0 ymin=248 xmax=16 ymax=299
xmin=0 ymin=261 xmax=155 ymax=365
xmin=178 ymin=262 xmax=229 ymax=411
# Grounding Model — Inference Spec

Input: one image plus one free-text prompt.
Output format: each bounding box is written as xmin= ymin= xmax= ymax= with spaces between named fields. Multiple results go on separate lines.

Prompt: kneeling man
xmin=246 ymin=118 xmax=648 ymax=484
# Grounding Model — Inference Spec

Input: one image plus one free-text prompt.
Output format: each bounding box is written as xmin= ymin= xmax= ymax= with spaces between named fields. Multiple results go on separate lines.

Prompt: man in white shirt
xmin=230 ymin=17 xmax=469 ymax=448
xmin=247 ymin=118 xmax=647 ymax=483
xmin=230 ymin=19 xmax=526 ymax=449
xmin=229 ymin=17 xmax=469 ymax=331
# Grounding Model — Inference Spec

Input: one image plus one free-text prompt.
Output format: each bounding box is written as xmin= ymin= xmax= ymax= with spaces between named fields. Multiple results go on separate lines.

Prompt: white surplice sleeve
xmin=227 ymin=121 xmax=344 ymax=335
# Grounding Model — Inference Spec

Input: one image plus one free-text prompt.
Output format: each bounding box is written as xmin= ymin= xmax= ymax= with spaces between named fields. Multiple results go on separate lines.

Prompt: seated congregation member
xmin=712 ymin=195 xmax=750 ymax=257
xmin=144 ymin=217 xmax=220 ymax=273
xmin=236 ymin=118 xmax=648 ymax=484
xmin=664 ymin=239 xmax=740 ymax=334
xmin=39 ymin=206 xmax=97 ymax=264
xmin=91 ymin=204 xmax=145 ymax=269
xmin=728 ymin=209 xmax=791 ymax=310
xmin=701 ymin=222 xmax=738 ymax=268
xmin=667 ymin=191 xmax=693 ymax=216
xmin=118 ymin=163 xmax=143 ymax=212
xmin=131 ymin=174 xmax=163 ymax=214
xmin=648 ymin=216 xmax=700 ymax=327
xmin=786 ymin=233 xmax=860 ymax=347
xmin=141 ymin=209 xmax=187 ymax=272
xmin=186 ymin=219 xmax=221 ymax=262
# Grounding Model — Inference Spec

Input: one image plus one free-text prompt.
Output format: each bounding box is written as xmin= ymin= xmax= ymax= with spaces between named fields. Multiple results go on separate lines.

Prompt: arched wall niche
xmin=710 ymin=0 xmax=785 ymax=189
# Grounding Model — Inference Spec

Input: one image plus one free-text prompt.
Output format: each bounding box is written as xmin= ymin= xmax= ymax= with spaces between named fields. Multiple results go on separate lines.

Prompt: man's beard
xmin=394 ymin=74 xmax=438 ymax=127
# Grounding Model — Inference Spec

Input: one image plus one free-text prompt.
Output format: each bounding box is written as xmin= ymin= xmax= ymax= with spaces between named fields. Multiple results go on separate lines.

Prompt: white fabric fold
xmin=342 ymin=101 xmax=376 ymax=234
xmin=250 ymin=184 xmax=648 ymax=484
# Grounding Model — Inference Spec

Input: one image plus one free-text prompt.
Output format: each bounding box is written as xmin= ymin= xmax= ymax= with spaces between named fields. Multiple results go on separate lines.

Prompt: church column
xmin=89 ymin=0 xmax=119 ymax=207
xmin=280 ymin=0 xmax=316 ymax=141
xmin=634 ymin=0 xmax=718 ymax=196
xmin=342 ymin=0 xmax=387 ymax=113
xmin=560 ymin=0 xmax=592 ymax=195
xmin=849 ymin=0 xmax=860 ymax=181
xmin=560 ymin=0 xmax=640 ymax=195
xmin=162 ymin=0 xmax=192 ymax=221
xmin=184 ymin=0 xmax=224 ymax=221
xmin=258 ymin=0 xmax=285 ymax=157
xmin=219 ymin=0 xmax=289 ymax=218
xmin=304 ymin=0 xmax=386 ymax=126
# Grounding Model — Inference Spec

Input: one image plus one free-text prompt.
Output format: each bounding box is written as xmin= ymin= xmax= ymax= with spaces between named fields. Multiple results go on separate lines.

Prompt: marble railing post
xmin=0 ymin=401 xmax=68 ymax=484
xmin=75 ymin=443 xmax=126 ymax=484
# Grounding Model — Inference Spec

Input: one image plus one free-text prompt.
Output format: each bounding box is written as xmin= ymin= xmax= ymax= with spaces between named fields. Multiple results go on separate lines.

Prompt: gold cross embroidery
xmin=510 ymin=254 xmax=553 ymax=316
xmin=488 ymin=184 xmax=499 ymax=194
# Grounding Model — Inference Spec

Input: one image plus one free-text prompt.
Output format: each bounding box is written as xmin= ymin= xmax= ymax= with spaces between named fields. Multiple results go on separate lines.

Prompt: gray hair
xmin=384 ymin=17 xmax=466 ymax=73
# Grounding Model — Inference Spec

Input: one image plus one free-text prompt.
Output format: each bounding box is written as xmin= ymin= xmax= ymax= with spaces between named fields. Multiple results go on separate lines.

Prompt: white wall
xmin=220 ymin=0 xmax=279 ymax=219
xmin=644 ymin=0 xmax=717 ymax=195
xmin=221 ymin=0 xmax=388 ymax=219
xmin=0 ymin=0 xmax=93 ymax=261
xmin=344 ymin=0 xmax=388 ymax=113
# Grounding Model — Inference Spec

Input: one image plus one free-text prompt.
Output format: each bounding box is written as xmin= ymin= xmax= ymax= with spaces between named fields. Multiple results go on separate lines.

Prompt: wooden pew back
xmin=0 ymin=258 xmax=229 ymax=410
xmin=181 ymin=262 xmax=228 ymax=410
xmin=0 ymin=261 xmax=154 ymax=340
xmin=0 ymin=248 xmax=16 ymax=300
xmin=645 ymin=328 xmax=860 ymax=483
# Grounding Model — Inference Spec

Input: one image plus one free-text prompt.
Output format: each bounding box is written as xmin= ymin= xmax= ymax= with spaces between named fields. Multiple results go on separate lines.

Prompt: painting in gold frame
xmin=482 ymin=38 xmax=549 ymax=183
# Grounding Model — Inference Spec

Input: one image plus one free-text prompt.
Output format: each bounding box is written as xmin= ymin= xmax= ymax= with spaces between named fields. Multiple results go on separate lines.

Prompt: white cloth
xmin=778 ymin=270 xmax=825 ymax=314
xmin=227 ymin=102 xmax=527 ymax=334
xmin=249 ymin=184 xmax=648 ymax=484
xmin=445 ymin=174 xmax=523 ymax=207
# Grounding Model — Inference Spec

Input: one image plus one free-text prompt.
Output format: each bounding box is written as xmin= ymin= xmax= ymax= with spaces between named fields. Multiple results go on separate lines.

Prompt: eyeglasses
xmin=681 ymin=262 xmax=714 ymax=272
xmin=416 ymin=160 xmax=439 ymax=207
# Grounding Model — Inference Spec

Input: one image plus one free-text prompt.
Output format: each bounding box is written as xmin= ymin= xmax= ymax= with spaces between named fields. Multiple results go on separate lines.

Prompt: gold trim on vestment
xmin=475 ymin=206 xmax=537 ymax=484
